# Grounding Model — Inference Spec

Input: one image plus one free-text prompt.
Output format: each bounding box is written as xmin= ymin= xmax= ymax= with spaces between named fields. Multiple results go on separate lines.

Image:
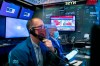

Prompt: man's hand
xmin=42 ymin=39 xmax=55 ymax=52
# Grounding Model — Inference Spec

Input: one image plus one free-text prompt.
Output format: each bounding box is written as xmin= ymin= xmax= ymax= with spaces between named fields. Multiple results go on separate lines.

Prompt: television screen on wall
xmin=51 ymin=16 xmax=75 ymax=31
xmin=6 ymin=17 xmax=29 ymax=38
xmin=19 ymin=7 xmax=34 ymax=20
xmin=0 ymin=1 xmax=20 ymax=18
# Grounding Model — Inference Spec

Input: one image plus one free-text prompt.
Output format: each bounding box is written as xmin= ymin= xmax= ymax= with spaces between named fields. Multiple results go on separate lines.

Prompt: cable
xmin=51 ymin=50 xmax=74 ymax=66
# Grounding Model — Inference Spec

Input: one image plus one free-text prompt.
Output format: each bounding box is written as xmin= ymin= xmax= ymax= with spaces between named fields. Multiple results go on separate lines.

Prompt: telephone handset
xmin=29 ymin=27 xmax=46 ymax=41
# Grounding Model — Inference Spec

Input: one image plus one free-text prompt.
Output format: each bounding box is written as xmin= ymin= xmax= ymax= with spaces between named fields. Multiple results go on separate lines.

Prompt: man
xmin=48 ymin=26 xmax=68 ymax=58
xmin=48 ymin=26 xmax=71 ymax=65
xmin=8 ymin=18 xmax=65 ymax=66
xmin=49 ymin=26 xmax=64 ymax=53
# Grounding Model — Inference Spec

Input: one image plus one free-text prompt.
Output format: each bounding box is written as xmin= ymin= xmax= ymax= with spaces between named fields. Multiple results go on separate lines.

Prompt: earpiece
xmin=29 ymin=27 xmax=37 ymax=37
xmin=29 ymin=27 xmax=45 ymax=41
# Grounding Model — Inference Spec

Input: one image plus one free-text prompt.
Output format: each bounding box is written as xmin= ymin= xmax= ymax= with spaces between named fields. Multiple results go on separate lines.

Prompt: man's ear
xmin=29 ymin=27 xmax=38 ymax=37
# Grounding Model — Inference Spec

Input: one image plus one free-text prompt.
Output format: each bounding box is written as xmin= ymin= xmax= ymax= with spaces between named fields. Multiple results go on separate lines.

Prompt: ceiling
xmin=24 ymin=0 xmax=73 ymax=5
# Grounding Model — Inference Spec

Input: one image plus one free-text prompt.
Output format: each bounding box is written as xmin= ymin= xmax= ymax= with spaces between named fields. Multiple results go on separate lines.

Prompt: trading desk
xmin=72 ymin=54 xmax=90 ymax=66
xmin=64 ymin=48 xmax=90 ymax=66
xmin=0 ymin=44 xmax=16 ymax=65
xmin=70 ymin=52 xmax=90 ymax=66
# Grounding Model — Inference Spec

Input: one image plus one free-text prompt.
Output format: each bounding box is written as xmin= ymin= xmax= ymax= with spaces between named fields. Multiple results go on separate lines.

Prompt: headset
xmin=29 ymin=26 xmax=45 ymax=41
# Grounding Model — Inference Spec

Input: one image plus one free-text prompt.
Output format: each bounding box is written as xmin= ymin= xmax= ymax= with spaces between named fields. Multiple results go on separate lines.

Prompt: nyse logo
xmin=65 ymin=1 xmax=76 ymax=5
xmin=6 ymin=7 xmax=15 ymax=14
xmin=24 ymin=12 xmax=30 ymax=17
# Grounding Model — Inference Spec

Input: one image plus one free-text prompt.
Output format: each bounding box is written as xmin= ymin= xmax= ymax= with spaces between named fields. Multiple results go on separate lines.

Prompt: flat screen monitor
xmin=0 ymin=1 xmax=20 ymax=18
xmin=51 ymin=16 xmax=75 ymax=31
xmin=19 ymin=7 xmax=34 ymax=20
xmin=6 ymin=17 xmax=29 ymax=38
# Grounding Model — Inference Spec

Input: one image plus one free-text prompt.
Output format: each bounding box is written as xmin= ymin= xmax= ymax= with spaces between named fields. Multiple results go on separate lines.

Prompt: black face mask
xmin=29 ymin=27 xmax=46 ymax=41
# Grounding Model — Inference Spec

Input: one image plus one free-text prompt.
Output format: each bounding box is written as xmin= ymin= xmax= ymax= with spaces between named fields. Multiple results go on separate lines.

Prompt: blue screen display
xmin=19 ymin=7 xmax=34 ymax=20
xmin=0 ymin=1 xmax=20 ymax=18
xmin=6 ymin=17 xmax=29 ymax=38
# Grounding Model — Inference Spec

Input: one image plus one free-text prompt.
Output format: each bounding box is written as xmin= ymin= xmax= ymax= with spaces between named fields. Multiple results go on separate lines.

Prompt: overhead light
xmin=17 ymin=0 xmax=33 ymax=6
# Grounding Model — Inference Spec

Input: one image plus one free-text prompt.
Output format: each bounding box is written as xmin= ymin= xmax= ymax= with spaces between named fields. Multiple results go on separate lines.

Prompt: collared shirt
xmin=30 ymin=38 xmax=43 ymax=66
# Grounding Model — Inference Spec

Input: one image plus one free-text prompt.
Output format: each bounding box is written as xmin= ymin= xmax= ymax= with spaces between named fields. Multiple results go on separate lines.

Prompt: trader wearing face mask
xmin=49 ymin=27 xmax=65 ymax=61
xmin=8 ymin=18 xmax=66 ymax=66
xmin=53 ymin=30 xmax=60 ymax=39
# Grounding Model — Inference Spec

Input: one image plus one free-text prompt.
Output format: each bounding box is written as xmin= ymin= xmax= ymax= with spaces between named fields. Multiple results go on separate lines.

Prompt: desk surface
xmin=0 ymin=43 xmax=15 ymax=47
xmin=70 ymin=60 xmax=83 ymax=66
xmin=72 ymin=54 xmax=90 ymax=66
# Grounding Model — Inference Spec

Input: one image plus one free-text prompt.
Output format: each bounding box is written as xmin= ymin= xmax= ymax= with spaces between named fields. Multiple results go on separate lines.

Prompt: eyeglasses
xmin=32 ymin=25 xmax=45 ymax=30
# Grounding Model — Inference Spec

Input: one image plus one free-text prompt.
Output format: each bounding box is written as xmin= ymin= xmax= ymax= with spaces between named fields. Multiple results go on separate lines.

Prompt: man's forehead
xmin=31 ymin=18 xmax=44 ymax=26
xmin=32 ymin=18 xmax=41 ymax=21
xmin=32 ymin=18 xmax=43 ymax=23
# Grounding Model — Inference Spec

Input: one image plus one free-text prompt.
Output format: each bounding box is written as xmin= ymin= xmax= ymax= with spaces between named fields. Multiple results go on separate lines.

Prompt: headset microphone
xmin=29 ymin=27 xmax=45 ymax=41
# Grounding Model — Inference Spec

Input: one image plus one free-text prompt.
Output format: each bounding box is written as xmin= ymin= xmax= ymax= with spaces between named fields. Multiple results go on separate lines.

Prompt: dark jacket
xmin=49 ymin=37 xmax=68 ymax=62
xmin=8 ymin=37 xmax=65 ymax=66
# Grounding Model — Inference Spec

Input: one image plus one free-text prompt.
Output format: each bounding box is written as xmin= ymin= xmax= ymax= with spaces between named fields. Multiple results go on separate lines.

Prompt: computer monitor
xmin=0 ymin=1 xmax=20 ymax=18
xmin=19 ymin=7 xmax=34 ymax=20
xmin=6 ymin=17 xmax=29 ymax=38
xmin=51 ymin=16 xmax=75 ymax=31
